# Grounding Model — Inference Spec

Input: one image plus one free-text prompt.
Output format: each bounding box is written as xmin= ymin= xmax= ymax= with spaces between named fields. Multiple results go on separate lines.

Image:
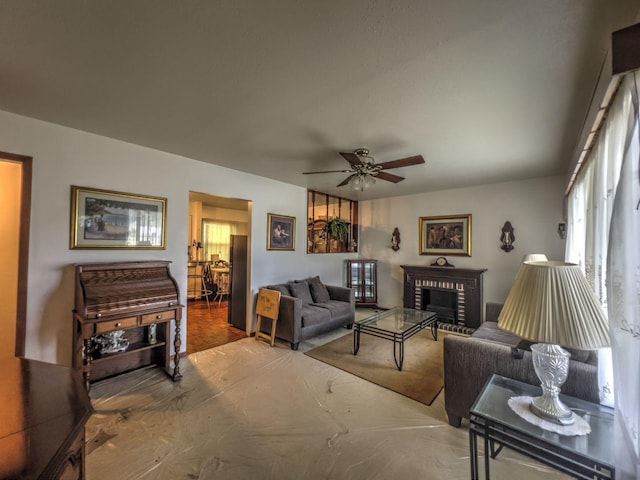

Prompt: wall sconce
xmin=500 ymin=221 xmax=515 ymax=252
xmin=558 ymin=223 xmax=567 ymax=239
xmin=391 ymin=227 xmax=400 ymax=251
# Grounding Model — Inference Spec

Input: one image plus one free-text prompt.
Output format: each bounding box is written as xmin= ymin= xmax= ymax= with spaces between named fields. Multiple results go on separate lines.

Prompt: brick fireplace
xmin=401 ymin=265 xmax=486 ymax=329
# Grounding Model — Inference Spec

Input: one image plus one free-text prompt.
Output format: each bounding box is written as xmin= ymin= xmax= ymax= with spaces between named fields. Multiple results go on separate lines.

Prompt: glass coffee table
xmin=353 ymin=307 xmax=438 ymax=371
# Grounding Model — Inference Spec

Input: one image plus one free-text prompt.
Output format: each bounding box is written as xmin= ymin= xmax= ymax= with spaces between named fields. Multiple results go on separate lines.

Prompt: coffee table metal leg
xmin=393 ymin=339 xmax=404 ymax=370
xmin=431 ymin=321 xmax=438 ymax=341
xmin=353 ymin=328 xmax=360 ymax=355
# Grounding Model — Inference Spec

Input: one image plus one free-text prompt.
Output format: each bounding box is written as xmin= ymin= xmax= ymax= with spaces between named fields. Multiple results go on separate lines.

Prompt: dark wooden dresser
xmin=0 ymin=357 xmax=93 ymax=479
xmin=73 ymin=261 xmax=183 ymax=391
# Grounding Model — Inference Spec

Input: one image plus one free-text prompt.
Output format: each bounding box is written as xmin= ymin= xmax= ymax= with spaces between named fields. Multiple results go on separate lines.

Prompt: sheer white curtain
xmin=202 ymin=220 xmax=237 ymax=263
xmin=566 ymin=164 xmax=589 ymax=269
xmin=607 ymin=73 xmax=640 ymax=480
xmin=566 ymin=72 xmax=639 ymax=479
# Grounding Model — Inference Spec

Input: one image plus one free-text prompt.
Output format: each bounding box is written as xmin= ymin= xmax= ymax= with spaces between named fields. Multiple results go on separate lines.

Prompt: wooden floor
xmin=186 ymin=298 xmax=246 ymax=354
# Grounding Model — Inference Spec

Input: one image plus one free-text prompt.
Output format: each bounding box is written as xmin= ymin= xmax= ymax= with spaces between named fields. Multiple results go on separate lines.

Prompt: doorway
xmin=1 ymin=152 xmax=32 ymax=358
xmin=187 ymin=192 xmax=250 ymax=354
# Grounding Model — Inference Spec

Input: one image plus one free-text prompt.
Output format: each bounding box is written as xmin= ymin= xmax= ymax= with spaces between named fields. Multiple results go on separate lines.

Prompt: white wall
xmin=0 ymin=110 xmax=356 ymax=365
xmin=1 ymin=108 xmax=566 ymax=365
xmin=359 ymin=176 xmax=566 ymax=308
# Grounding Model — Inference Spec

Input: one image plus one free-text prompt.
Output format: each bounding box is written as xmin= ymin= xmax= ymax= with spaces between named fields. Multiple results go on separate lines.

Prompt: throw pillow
xmin=309 ymin=281 xmax=330 ymax=303
xmin=515 ymin=339 xmax=591 ymax=363
xmin=296 ymin=275 xmax=322 ymax=285
xmin=267 ymin=284 xmax=290 ymax=297
xmin=288 ymin=281 xmax=313 ymax=304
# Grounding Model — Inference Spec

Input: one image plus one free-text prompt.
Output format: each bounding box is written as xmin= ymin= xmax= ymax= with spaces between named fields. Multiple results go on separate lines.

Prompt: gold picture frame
xmin=419 ymin=214 xmax=472 ymax=256
xmin=70 ymin=186 xmax=167 ymax=249
xmin=267 ymin=213 xmax=295 ymax=251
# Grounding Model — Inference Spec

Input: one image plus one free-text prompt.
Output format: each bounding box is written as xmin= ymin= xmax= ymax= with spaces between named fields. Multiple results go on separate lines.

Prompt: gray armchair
xmin=443 ymin=302 xmax=599 ymax=427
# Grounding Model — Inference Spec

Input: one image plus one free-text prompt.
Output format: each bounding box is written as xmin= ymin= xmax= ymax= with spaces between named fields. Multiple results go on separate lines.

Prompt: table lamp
xmin=498 ymin=261 xmax=610 ymax=425
xmin=521 ymin=253 xmax=547 ymax=262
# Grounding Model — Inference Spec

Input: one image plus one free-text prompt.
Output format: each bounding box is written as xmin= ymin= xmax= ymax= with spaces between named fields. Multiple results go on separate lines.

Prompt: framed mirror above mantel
xmin=307 ymin=190 xmax=358 ymax=254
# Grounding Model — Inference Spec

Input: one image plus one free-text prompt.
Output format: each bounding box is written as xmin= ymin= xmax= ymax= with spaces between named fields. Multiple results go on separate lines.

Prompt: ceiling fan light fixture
xmin=363 ymin=175 xmax=376 ymax=189
xmin=304 ymin=148 xmax=424 ymax=189
xmin=349 ymin=173 xmax=375 ymax=191
xmin=348 ymin=174 xmax=362 ymax=190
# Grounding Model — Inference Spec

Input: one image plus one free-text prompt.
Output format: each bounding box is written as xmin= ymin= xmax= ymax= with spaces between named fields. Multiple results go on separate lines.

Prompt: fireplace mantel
xmin=401 ymin=265 xmax=487 ymax=329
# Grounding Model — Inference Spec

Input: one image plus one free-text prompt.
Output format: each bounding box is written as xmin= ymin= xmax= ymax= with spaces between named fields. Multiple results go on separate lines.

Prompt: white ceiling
xmin=0 ymin=1 xmax=637 ymax=200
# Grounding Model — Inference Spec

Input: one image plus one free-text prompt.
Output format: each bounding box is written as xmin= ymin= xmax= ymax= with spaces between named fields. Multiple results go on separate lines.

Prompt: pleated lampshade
xmin=521 ymin=253 xmax=548 ymax=263
xmin=497 ymin=261 xmax=610 ymax=349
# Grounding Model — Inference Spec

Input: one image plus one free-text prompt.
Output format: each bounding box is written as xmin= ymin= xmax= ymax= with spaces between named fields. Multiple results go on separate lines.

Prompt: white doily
xmin=507 ymin=396 xmax=591 ymax=436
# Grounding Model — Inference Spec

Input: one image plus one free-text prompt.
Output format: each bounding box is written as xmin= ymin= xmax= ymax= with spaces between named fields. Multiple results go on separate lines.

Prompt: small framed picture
xmin=70 ymin=186 xmax=166 ymax=249
xmin=419 ymin=214 xmax=472 ymax=256
xmin=267 ymin=213 xmax=295 ymax=251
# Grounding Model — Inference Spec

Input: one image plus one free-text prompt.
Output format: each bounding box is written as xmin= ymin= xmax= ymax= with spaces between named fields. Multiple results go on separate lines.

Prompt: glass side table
xmin=469 ymin=374 xmax=615 ymax=480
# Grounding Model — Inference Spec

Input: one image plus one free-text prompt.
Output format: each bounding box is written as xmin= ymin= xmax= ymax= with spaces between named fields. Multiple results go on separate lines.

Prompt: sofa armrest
xmin=326 ymin=285 xmax=355 ymax=307
xmin=443 ymin=335 xmax=599 ymax=426
xmin=270 ymin=295 xmax=302 ymax=346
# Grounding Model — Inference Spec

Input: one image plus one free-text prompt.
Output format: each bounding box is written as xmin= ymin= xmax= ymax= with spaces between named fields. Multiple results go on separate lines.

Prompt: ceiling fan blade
xmin=303 ymin=169 xmax=353 ymax=175
xmin=375 ymin=171 xmax=405 ymax=183
xmin=340 ymin=151 xmax=364 ymax=167
xmin=337 ymin=174 xmax=356 ymax=187
xmin=376 ymin=155 xmax=425 ymax=170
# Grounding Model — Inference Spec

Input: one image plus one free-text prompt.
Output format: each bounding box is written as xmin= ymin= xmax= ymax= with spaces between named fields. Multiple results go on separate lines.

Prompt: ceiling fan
xmin=303 ymin=148 xmax=425 ymax=190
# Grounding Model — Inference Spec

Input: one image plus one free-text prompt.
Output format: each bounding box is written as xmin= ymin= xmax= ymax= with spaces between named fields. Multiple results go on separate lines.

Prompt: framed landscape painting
xmin=267 ymin=213 xmax=295 ymax=251
xmin=70 ymin=186 xmax=167 ymax=249
xmin=419 ymin=214 xmax=471 ymax=256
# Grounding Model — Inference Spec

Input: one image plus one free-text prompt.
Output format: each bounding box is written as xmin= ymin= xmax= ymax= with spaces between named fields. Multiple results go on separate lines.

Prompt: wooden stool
xmin=255 ymin=288 xmax=281 ymax=346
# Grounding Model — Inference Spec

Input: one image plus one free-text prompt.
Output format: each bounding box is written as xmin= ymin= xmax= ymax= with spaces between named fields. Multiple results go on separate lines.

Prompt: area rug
xmin=305 ymin=329 xmax=445 ymax=406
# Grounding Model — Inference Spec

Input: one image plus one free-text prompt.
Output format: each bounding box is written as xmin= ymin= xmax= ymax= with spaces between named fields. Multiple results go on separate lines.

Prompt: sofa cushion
xmin=267 ymin=284 xmax=290 ymax=296
xmin=486 ymin=302 xmax=504 ymax=323
xmin=309 ymin=281 xmax=331 ymax=303
xmin=289 ymin=281 xmax=314 ymax=304
xmin=312 ymin=300 xmax=351 ymax=318
xmin=301 ymin=305 xmax=331 ymax=327
xmin=515 ymin=339 xmax=594 ymax=364
xmin=471 ymin=321 xmax=520 ymax=347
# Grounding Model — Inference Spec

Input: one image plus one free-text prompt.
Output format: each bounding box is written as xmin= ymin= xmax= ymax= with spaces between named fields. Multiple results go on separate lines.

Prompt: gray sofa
xmin=263 ymin=276 xmax=355 ymax=350
xmin=443 ymin=302 xmax=599 ymax=427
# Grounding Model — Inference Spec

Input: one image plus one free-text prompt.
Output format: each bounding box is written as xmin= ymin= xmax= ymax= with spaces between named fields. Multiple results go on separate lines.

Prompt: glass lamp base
xmin=529 ymin=343 xmax=575 ymax=426
xmin=530 ymin=395 xmax=575 ymax=425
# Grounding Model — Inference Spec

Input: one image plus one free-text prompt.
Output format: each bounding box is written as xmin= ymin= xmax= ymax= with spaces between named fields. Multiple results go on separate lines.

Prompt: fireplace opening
xmin=421 ymin=287 xmax=458 ymax=324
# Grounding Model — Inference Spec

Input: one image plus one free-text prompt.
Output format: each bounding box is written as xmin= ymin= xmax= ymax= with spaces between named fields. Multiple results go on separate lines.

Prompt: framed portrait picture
xmin=419 ymin=214 xmax=472 ymax=256
xmin=267 ymin=213 xmax=295 ymax=251
xmin=70 ymin=186 xmax=167 ymax=249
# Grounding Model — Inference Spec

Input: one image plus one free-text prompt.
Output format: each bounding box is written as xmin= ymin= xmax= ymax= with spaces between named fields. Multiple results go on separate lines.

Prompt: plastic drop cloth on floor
xmin=85 ymin=331 xmax=571 ymax=480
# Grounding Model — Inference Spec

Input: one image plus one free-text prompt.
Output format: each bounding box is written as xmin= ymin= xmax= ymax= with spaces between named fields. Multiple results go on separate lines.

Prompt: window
xmin=307 ymin=190 xmax=358 ymax=254
xmin=202 ymin=220 xmax=237 ymax=263
xmin=565 ymin=72 xmax=639 ymax=478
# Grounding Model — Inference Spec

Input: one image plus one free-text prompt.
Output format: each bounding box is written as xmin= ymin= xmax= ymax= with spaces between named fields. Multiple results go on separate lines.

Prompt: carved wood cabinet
xmin=72 ymin=261 xmax=184 ymax=391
